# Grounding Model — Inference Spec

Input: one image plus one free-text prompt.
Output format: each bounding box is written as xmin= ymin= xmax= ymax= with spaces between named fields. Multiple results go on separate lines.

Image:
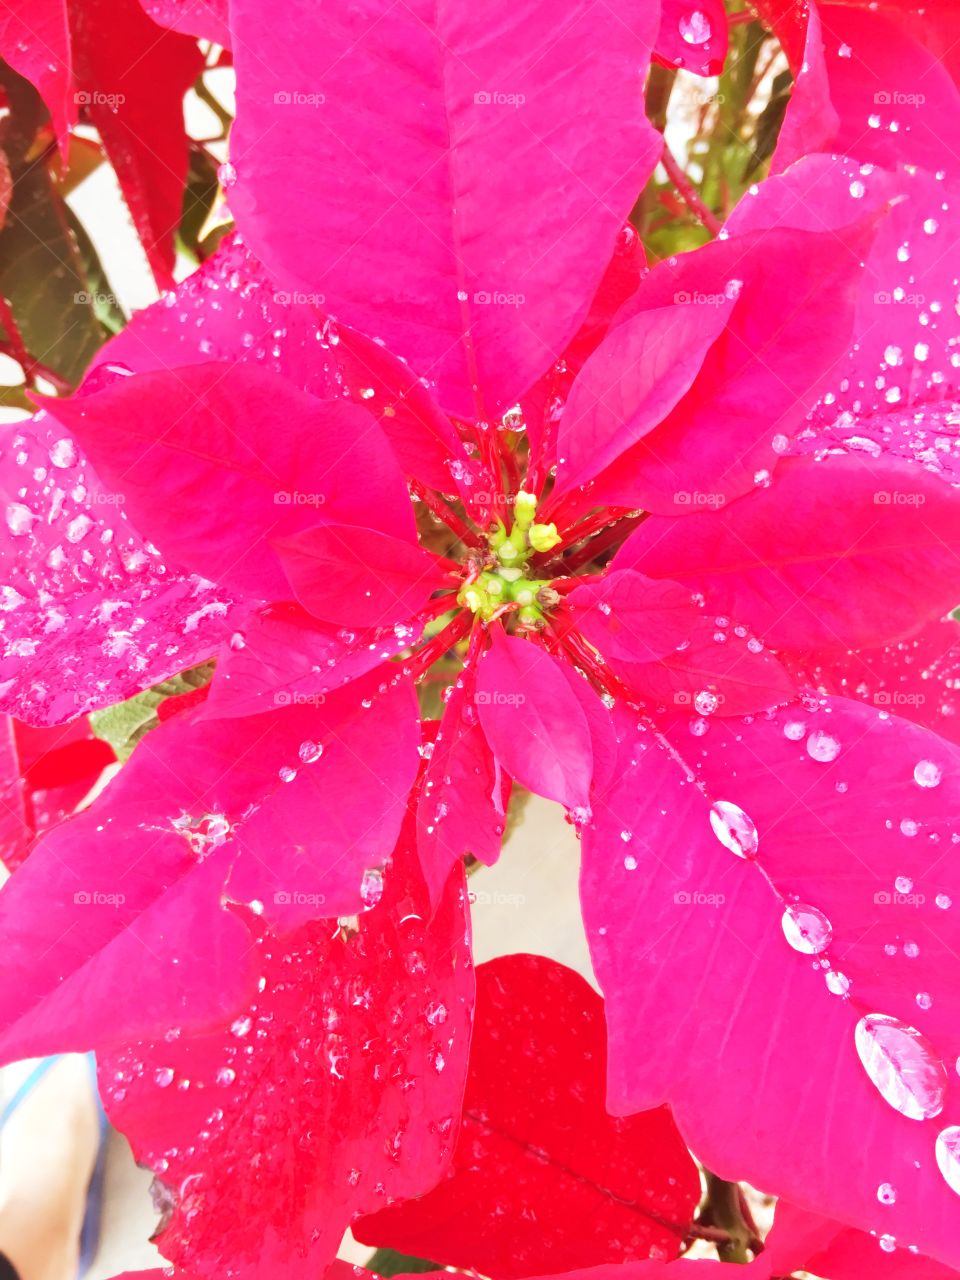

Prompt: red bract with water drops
xmin=0 ymin=0 xmax=959 ymax=1274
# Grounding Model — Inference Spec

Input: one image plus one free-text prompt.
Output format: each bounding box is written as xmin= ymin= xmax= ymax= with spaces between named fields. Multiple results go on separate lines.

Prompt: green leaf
xmin=365 ymin=1248 xmax=443 ymax=1277
xmin=177 ymin=143 xmax=221 ymax=264
xmin=90 ymin=662 xmax=214 ymax=762
xmin=0 ymin=60 xmax=106 ymax=386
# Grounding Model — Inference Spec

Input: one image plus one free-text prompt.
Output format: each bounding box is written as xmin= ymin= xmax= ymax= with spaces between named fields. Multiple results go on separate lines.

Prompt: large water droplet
xmin=679 ymin=9 xmax=711 ymax=43
xmin=914 ymin=760 xmax=942 ymax=788
xmin=709 ymin=800 xmax=758 ymax=858
xmin=935 ymin=1125 xmax=960 ymax=1196
xmin=806 ymin=729 xmax=841 ymax=762
xmin=781 ymin=903 xmax=832 ymax=954
xmin=854 ymin=1013 xmax=947 ymax=1120
xmin=360 ymin=867 xmax=384 ymax=908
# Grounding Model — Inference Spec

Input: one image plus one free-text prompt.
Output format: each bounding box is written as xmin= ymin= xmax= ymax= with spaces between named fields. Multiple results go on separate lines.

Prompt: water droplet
xmin=849 ymin=180 xmax=866 ymax=199
xmin=679 ymin=9 xmax=711 ymax=44
xmin=218 ymin=160 xmax=237 ymax=187
xmin=854 ymin=1012 xmax=947 ymax=1120
xmin=229 ymin=631 xmax=246 ymax=650
xmin=694 ymin=690 xmax=718 ymax=715
xmin=6 ymin=502 xmax=32 ymax=536
xmin=877 ymin=1182 xmax=897 ymax=1205
xmin=825 ymin=969 xmax=850 ymax=996
xmin=154 ymin=1067 xmax=174 ymax=1088
xmin=230 ymin=1015 xmax=253 ymax=1038
xmin=895 ymin=876 xmax=914 ymax=894
xmin=360 ymin=867 xmax=384 ymax=908
xmin=936 ymin=893 xmax=952 ymax=910
xmin=806 ymin=729 xmax=841 ymax=763
xmin=914 ymin=760 xmax=942 ymax=788
xmin=783 ymin=720 xmax=806 ymax=741
xmin=917 ymin=991 xmax=933 ymax=1011
xmin=935 ymin=1125 xmax=960 ymax=1195
xmin=623 ymin=854 xmax=638 ymax=871
xmin=709 ymin=800 xmax=758 ymax=859
xmin=216 ymin=1066 xmax=236 ymax=1086
xmin=879 ymin=1234 xmax=897 ymax=1253
xmin=781 ymin=903 xmax=832 ymax=954
xmin=49 ymin=438 xmax=77 ymax=469
xmin=298 ymin=740 xmax=323 ymax=764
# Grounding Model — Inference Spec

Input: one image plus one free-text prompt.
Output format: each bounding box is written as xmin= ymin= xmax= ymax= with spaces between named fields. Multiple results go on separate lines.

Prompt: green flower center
xmin=457 ymin=491 xmax=561 ymax=626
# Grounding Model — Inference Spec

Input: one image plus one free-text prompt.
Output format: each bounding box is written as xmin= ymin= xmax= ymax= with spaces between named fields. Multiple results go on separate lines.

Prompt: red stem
xmin=409 ymin=479 xmax=481 ymax=547
xmin=560 ymin=513 xmax=646 ymax=573
xmin=407 ymin=612 xmax=472 ymax=681
xmin=660 ymin=141 xmax=723 ymax=237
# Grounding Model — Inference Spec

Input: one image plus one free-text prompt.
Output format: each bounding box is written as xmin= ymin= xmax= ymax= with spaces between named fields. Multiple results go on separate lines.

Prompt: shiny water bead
xmin=854 ymin=1013 xmax=947 ymax=1120
xmin=781 ymin=903 xmax=832 ymax=954
xmin=709 ymin=801 xmax=758 ymax=859
xmin=678 ymin=9 xmax=711 ymax=43
xmin=877 ymin=1183 xmax=897 ymax=1205
xmin=360 ymin=867 xmax=384 ymax=908
xmin=914 ymin=760 xmax=942 ymax=788
xmin=806 ymin=729 xmax=841 ymax=762
xmin=936 ymin=1125 xmax=960 ymax=1195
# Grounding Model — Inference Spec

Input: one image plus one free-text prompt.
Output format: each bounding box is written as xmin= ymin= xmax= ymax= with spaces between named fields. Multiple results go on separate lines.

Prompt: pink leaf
xmin=563 ymin=222 xmax=871 ymax=516
xmin=100 ymin=845 xmax=474 ymax=1280
xmin=228 ymin=0 xmax=661 ymax=418
xmin=44 ymin=363 xmax=416 ymax=600
xmin=275 ymin=524 xmax=451 ymax=629
xmin=416 ymin=664 xmax=508 ymax=907
xmin=355 ymin=954 xmax=701 ymax=1275
xmin=204 ymin=603 xmax=422 ymax=720
xmin=554 ymin=297 xmax=733 ymax=493
xmin=616 ymin=455 xmax=960 ymax=651
xmin=0 ymin=670 xmax=419 ymax=1058
xmin=567 ymin=570 xmax=701 ymax=664
xmin=582 ymin=697 xmax=960 ymax=1270
xmin=475 ymin=631 xmax=594 ymax=812
xmin=0 ymin=410 xmax=236 ymax=727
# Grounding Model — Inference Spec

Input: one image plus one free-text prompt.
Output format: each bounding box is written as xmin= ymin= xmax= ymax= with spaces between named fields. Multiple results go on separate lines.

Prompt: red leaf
xmin=356 ymin=954 xmax=701 ymax=1276
xmin=100 ymin=846 xmax=474 ymax=1280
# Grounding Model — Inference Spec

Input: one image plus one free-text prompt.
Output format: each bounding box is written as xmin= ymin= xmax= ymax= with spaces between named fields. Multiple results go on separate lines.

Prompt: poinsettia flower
xmin=0 ymin=0 xmax=202 ymax=283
